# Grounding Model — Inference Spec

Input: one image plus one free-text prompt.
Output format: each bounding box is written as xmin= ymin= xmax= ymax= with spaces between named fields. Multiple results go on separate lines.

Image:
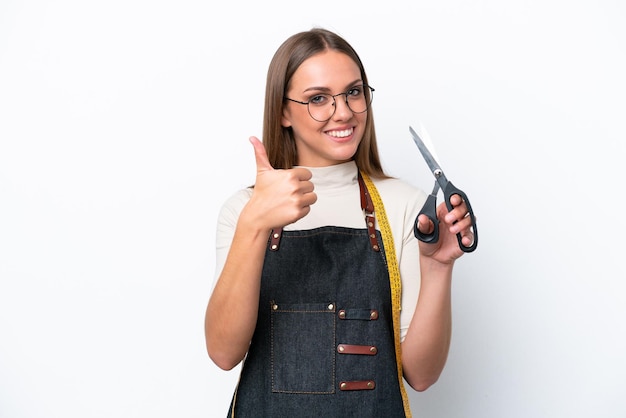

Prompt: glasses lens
xmin=307 ymin=94 xmax=334 ymax=122
xmin=346 ymin=85 xmax=372 ymax=114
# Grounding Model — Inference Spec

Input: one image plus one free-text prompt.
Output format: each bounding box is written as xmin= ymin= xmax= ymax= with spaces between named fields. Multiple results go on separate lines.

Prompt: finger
xmin=448 ymin=193 xmax=463 ymax=207
xmin=291 ymin=167 xmax=313 ymax=182
xmin=449 ymin=214 xmax=473 ymax=234
xmin=417 ymin=214 xmax=435 ymax=235
xmin=249 ymin=136 xmax=273 ymax=173
xmin=460 ymin=229 xmax=475 ymax=247
xmin=443 ymin=199 xmax=468 ymax=224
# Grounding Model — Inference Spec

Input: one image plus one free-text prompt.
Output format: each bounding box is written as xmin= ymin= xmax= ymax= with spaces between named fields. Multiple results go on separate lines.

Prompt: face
xmin=282 ymin=50 xmax=367 ymax=167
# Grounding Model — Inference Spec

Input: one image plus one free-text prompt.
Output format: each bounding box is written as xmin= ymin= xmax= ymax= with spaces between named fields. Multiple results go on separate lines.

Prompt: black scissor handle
xmin=443 ymin=181 xmax=478 ymax=253
xmin=414 ymin=192 xmax=439 ymax=244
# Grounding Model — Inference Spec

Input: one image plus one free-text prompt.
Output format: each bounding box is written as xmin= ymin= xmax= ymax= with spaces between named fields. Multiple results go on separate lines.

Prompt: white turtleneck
xmin=214 ymin=161 xmax=427 ymax=341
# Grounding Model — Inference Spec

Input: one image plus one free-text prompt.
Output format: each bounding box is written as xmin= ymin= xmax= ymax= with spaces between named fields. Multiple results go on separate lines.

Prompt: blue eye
xmin=347 ymin=86 xmax=363 ymax=97
xmin=309 ymin=94 xmax=330 ymax=106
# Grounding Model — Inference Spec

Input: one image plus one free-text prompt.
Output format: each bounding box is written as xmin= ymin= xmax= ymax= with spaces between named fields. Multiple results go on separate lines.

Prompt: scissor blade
xmin=409 ymin=125 xmax=441 ymax=175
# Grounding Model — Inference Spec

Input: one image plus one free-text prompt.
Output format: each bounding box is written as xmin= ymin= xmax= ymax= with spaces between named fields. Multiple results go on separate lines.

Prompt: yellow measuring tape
xmin=361 ymin=171 xmax=412 ymax=418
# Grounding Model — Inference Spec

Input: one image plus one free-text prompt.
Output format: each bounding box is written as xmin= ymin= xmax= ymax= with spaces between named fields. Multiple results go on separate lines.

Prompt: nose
xmin=332 ymin=93 xmax=353 ymax=120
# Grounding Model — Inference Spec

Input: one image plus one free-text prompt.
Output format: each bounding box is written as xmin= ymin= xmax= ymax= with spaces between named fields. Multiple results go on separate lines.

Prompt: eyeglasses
xmin=284 ymin=84 xmax=375 ymax=122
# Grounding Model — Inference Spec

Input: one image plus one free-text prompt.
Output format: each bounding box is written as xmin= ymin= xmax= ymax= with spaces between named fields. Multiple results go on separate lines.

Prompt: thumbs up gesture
xmin=245 ymin=136 xmax=317 ymax=231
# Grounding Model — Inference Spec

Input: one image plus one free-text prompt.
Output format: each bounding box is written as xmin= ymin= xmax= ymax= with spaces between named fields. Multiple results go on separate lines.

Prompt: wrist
xmin=419 ymin=254 xmax=454 ymax=280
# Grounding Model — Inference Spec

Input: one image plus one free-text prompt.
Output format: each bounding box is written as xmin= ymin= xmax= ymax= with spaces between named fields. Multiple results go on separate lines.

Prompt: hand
xmin=244 ymin=136 xmax=317 ymax=230
xmin=416 ymin=194 xmax=475 ymax=264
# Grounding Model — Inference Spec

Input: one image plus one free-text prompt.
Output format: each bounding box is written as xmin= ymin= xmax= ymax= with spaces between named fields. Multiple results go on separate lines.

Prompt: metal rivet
xmin=273 ymin=233 xmax=279 ymax=238
xmin=370 ymin=233 xmax=375 ymax=238
xmin=340 ymin=382 xmax=347 ymax=390
xmin=272 ymin=304 xmax=278 ymax=310
xmin=338 ymin=345 xmax=345 ymax=352
xmin=370 ymin=310 xmax=378 ymax=320
xmin=338 ymin=310 xmax=346 ymax=319
xmin=271 ymin=244 xmax=277 ymax=250
xmin=327 ymin=303 xmax=334 ymax=311
xmin=370 ymin=346 xmax=377 ymax=354
xmin=368 ymin=221 xmax=374 ymax=227
xmin=367 ymin=381 xmax=374 ymax=389
xmin=373 ymin=245 xmax=379 ymax=251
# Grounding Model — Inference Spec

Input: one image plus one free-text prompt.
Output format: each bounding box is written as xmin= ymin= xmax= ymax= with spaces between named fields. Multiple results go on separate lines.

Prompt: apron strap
xmin=359 ymin=170 xmax=413 ymax=418
xmin=269 ymin=227 xmax=282 ymax=252
xmin=358 ymin=172 xmax=381 ymax=252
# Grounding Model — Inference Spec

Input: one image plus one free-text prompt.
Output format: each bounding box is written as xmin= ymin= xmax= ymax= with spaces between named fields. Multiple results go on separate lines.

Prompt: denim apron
xmin=228 ymin=173 xmax=407 ymax=417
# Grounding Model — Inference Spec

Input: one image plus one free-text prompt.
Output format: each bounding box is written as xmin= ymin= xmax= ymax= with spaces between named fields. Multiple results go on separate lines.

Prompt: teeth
xmin=327 ymin=128 xmax=353 ymax=138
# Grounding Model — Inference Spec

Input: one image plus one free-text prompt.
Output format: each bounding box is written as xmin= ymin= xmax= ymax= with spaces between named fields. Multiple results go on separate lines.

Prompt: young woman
xmin=205 ymin=28 xmax=474 ymax=417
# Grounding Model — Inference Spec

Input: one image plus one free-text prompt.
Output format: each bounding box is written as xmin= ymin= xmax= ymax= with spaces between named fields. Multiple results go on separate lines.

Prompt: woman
xmin=205 ymin=28 xmax=474 ymax=417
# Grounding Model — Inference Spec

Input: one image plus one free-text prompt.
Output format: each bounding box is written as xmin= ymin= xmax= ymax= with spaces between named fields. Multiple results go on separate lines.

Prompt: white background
xmin=1 ymin=1 xmax=625 ymax=417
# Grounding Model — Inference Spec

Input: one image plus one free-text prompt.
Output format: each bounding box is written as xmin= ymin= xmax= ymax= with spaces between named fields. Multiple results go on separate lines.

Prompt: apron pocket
xmin=270 ymin=301 xmax=336 ymax=394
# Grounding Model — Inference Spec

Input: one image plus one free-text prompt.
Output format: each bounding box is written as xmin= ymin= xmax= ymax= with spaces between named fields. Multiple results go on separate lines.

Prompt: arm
xmin=204 ymin=206 xmax=272 ymax=370
xmin=204 ymin=137 xmax=316 ymax=370
xmin=401 ymin=257 xmax=453 ymax=391
xmin=402 ymin=193 xmax=474 ymax=391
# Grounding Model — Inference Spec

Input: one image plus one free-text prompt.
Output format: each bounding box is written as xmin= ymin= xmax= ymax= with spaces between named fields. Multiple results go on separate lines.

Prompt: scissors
xmin=409 ymin=126 xmax=478 ymax=253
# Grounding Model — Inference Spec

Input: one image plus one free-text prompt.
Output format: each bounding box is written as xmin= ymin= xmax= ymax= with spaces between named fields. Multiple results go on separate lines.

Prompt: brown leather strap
xmin=339 ymin=380 xmax=376 ymax=391
xmin=337 ymin=344 xmax=378 ymax=355
xmin=269 ymin=228 xmax=282 ymax=251
xmin=357 ymin=172 xmax=380 ymax=252
xmin=359 ymin=173 xmax=374 ymax=213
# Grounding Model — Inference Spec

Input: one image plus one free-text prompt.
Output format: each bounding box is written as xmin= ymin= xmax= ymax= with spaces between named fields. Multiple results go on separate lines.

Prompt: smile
xmin=326 ymin=128 xmax=353 ymax=138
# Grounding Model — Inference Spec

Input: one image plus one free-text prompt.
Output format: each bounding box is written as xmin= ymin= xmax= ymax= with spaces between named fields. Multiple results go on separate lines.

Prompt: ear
xmin=281 ymin=107 xmax=292 ymax=128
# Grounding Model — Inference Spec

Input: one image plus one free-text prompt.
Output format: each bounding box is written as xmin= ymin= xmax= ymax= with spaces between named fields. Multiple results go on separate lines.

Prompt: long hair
xmin=262 ymin=28 xmax=388 ymax=178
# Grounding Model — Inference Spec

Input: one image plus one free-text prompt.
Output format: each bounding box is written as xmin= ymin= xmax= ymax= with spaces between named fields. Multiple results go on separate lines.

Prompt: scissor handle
xmin=443 ymin=181 xmax=478 ymax=253
xmin=414 ymin=193 xmax=439 ymax=244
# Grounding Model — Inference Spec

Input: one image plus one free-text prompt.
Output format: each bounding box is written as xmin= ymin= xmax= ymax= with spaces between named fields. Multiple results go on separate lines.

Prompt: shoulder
xmin=370 ymin=176 xmax=427 ymax=211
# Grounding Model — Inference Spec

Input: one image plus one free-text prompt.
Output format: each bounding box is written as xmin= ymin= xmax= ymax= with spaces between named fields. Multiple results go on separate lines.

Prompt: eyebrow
xmin=301 ymin=79 xmax=364 ymax=94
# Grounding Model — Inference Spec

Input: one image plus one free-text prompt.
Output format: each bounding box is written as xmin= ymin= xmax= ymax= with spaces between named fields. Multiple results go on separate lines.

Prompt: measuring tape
xmin=360 ymin=171 xmax=412 ymax=418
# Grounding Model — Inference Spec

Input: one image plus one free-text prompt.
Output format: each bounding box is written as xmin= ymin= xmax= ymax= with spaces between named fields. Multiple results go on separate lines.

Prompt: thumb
xmin=249 ymin=136 xmax=274 ymax=173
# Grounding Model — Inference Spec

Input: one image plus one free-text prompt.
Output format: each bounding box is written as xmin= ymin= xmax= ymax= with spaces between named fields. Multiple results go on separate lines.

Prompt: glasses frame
xmin=284 ymin=84 xmax=375 ymax=122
